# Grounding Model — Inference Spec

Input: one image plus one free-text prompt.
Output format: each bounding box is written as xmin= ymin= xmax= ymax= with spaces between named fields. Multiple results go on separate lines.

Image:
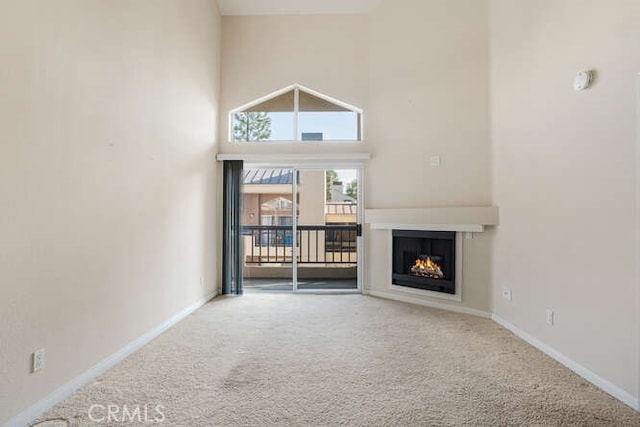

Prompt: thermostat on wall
xmin=573 ymin=70 xmax=593 ymax=91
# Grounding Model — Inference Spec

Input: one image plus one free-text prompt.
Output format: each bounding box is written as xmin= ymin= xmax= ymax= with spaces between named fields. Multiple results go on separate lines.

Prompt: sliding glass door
xmin=296 ymin=168 xmax=358 ymax=291
xmin=240 ymin=166 xmax=361 ymax=293
xmin=241 ymin=168 xmax=295 ymax=292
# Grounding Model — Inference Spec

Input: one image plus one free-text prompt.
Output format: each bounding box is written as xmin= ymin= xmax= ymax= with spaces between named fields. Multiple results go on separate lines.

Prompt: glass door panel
xmin=241 ymin=168 xmax=295 ymax=292
xmin=296 ymin=168 xmax=358 ymax=291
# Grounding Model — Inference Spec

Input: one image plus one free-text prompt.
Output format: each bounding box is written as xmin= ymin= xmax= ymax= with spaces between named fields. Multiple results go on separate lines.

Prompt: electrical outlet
xmin=430 ymin=156 xmax=441 ymax=167
xmin=33 ymin=349 xmax=45 ymax=373
xmin=546 ymin=309 xmax=554 ymax=326
xmin=200 ymin=276 xmax=204 ymax=285
xmin=501 ymin=287 xmax=512 ymax=301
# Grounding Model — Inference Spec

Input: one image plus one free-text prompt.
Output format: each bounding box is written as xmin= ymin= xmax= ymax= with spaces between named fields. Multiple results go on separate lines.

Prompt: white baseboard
xmin=492 ymin=313 xmax=639 ymax=411
xmin=6 ymin=291 xmax=218 ymax=427
xmin=366 ymin=289 xmax=491 ymax=318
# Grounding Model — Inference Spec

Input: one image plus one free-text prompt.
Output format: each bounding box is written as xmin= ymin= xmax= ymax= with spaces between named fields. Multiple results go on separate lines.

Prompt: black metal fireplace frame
xmin=392 ymin=230 xmax=456 ymax=294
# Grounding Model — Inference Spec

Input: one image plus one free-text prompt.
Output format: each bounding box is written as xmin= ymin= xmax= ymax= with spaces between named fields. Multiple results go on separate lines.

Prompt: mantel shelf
xmin=369 ymin=223 xmax=485 ymax=232
xmin=365 ymin=207 xmax=498 ymax=232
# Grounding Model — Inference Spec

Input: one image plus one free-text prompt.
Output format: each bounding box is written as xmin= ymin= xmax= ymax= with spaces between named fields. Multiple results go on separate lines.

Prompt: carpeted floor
xmin=36 ymin=294 xmax=640 ymax=426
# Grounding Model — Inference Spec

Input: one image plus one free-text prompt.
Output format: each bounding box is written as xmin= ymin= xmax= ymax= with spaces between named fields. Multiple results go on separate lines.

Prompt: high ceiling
xmin=217 ymin=0 xmax=382 ymax=16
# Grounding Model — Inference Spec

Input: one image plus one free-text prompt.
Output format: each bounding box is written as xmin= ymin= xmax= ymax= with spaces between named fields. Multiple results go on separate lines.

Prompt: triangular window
xmin=230 ymin=85 xmax=362 ymax=142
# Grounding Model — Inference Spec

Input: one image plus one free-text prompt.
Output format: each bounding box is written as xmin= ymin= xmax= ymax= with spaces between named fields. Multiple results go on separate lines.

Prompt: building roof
xmin=330 ymin=187 xmax=356 ymax=203
xmin=261 ymin=197 xmax=293 ymax=211
xmin=243 ymin=169 xmax=298 ymax=185
xmin=325 ymin=203 xmax=357 ymax=215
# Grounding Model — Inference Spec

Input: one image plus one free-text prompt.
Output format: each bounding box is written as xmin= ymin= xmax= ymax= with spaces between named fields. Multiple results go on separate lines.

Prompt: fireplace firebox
xmin=392 ymin=230 xmax=456 ymax=294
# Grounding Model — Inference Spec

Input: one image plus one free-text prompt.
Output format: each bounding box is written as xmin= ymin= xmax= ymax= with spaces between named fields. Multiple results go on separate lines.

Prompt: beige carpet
xmin=36 ymin=294 xmax=640 ymax=426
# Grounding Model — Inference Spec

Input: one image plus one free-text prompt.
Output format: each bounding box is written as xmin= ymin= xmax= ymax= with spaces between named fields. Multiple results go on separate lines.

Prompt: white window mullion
xmin=292 ymin=168 xmax=298 ymax=290
xmin=293 ymin=87 xmax=299 ymax=141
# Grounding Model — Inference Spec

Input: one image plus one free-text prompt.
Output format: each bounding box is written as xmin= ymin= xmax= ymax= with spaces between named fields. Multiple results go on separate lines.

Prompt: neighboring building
xmin=242 ymin=169 xmax=356 ymax=228
xmin=242 ymin=169 xmax=298 ymax=228
xmin=241 ymin=169 xmax=357 ymax=268
xmin=301 ymin=132 xmax=323 ymax=141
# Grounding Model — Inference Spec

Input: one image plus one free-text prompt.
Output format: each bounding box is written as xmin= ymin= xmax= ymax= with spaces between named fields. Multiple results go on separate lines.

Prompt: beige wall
xmin=491 ymin=0 xmax=640 ymax=397
xmin=364 ymin=0 xmax=492 ymax=312
xmin=219 ymin=2 xmax=491 ymax=203
xmin=219 ymin=13 xmax=369 ymax=156
xmin=366 ymin=0 xmax=491 ymax=209
xmin=0 ymin=0 xmax=221 ymax=423
xmin=219 ymin=0 xmax=493 ymax=313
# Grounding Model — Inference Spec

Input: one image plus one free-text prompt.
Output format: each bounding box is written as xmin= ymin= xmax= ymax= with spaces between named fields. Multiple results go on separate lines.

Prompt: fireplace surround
xmin=392 ymin=230 xmax=456 ymax=294
xmin=365 ymin=206 xmax=498 ymax=304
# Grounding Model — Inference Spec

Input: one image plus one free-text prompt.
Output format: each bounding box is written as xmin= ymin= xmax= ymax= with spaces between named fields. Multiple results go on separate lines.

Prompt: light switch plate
xmin=546 ymin=309 xmax=554 ymax=325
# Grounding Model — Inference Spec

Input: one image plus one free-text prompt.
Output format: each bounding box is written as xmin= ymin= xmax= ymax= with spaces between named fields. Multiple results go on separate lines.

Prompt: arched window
xmin=229 ymin=84 xmax=362 ymax=142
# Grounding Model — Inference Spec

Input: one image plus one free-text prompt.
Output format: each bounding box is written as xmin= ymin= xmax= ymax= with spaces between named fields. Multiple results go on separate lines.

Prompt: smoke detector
xmin=573 ymin=70 xmax=594 ymax=91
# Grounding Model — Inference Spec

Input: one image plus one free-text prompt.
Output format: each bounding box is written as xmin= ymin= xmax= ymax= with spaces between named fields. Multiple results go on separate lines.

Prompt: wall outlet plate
xmin=430 ymin=156 xmax=441 ymax=167
xmin=501 ymin=287 xmax=512 ymax=301
xmin=33 ymin=349 xmax=45 ymax=373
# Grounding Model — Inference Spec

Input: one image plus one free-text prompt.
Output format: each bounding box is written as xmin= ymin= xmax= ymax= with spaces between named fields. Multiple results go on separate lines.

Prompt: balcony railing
xmin=242 ymin=224 xmax=357 ymax=264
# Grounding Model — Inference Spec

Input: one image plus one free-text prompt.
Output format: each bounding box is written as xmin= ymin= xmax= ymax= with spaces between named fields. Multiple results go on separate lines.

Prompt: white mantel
xmin=365 ymin=206 xmax=498 ymax=232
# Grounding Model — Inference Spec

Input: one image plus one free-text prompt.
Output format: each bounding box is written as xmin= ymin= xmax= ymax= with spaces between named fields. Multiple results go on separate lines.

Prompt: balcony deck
xmin=244 ymin=278 xmax=357 ymax=292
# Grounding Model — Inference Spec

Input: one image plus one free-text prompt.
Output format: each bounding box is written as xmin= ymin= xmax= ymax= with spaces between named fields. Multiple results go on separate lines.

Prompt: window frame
xmin=228 ymin=84 xmax=363 ymax=143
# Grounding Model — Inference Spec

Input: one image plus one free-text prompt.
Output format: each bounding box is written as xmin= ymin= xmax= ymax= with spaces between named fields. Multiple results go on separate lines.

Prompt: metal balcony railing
xmin=241 ymin=224 xmax=357 ymax=264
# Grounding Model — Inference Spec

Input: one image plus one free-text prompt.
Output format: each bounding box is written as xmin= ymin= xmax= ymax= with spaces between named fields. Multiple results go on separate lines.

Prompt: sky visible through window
xmin=335 ymin=169 xmax=357 ymax=184
xmin=265 ymin=112 xmax=358 ymax=141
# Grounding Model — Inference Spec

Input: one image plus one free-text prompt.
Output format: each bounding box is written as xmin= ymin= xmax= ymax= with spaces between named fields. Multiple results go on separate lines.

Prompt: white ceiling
xmin=217 ymin=0 xmax=382 ymax=16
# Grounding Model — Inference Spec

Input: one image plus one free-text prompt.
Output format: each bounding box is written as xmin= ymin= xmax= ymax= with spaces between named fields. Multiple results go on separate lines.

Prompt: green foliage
xmin=346 ymin=179 xmax=357 ymax=200
xmin=325 ymin=170 xmax=339 ymax=201
xmin=233 ymin=112 xmax=272 ymax=141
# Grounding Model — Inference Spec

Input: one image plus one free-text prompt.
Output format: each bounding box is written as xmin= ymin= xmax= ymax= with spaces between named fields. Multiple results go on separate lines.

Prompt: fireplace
xmin=392 ymin=230 xmax=456 ymax=294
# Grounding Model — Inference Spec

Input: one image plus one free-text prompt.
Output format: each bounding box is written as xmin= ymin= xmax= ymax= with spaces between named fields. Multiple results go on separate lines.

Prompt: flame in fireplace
xmin=411 ymin=256 xmax=444 ymax=279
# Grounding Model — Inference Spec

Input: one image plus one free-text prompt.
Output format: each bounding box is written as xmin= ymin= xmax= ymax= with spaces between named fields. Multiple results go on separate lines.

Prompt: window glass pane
xmin=232 ymin=112 xmax=294 ymax=142
xmin=233 ymin=90 xmax=295 ymax=141
xmin=231 ymin=88 xmax=361 ymax=142
xmin=267 ymin=112 xmax=294 ymax=141
xmin=278 ymin=216 xmax=292 ymax=226
xmin=298 ymin=111 xmax=359 ymax=141
xmin=298 ymin=90 xmax=359 ymax=141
